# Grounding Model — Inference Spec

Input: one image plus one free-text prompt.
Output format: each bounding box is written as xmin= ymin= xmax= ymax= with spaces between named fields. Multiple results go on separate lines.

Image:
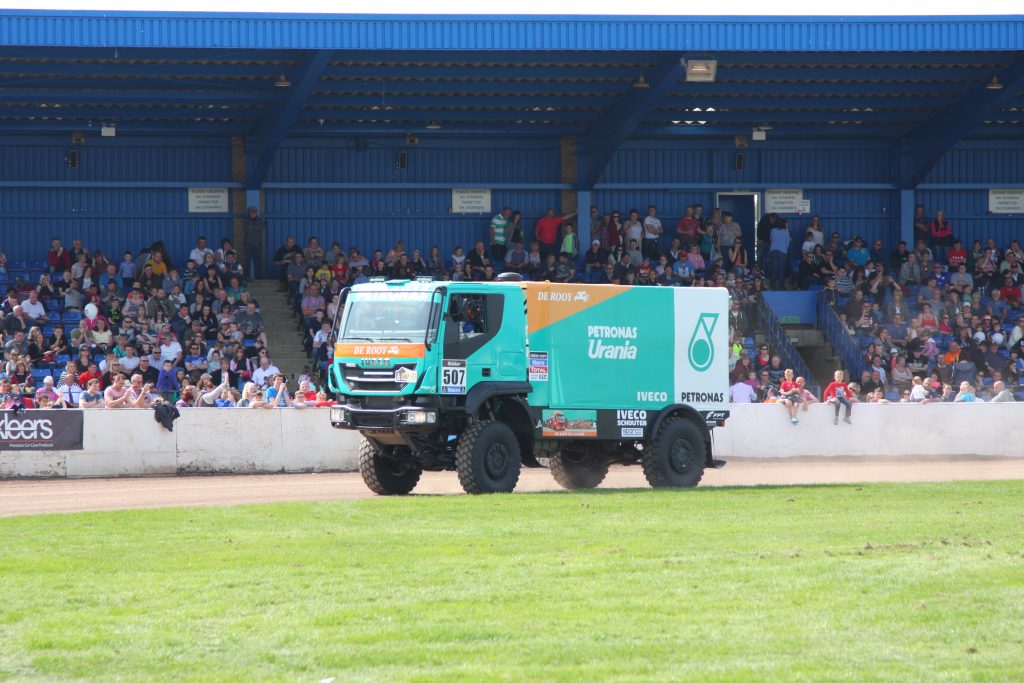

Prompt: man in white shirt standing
xmin=642 ymin=204 xmax=664 ymax=260
xmin=189 ymin=236 xmax=214 ymax=268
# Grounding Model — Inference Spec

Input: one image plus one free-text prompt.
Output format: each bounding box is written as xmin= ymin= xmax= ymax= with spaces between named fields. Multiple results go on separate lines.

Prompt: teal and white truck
xmin=328 ymin=278 xmax=729 ymax=495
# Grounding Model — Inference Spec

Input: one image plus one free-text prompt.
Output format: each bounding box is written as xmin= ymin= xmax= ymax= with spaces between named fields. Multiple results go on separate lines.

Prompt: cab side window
xmin=444 ymin=293 xmax=504 ymax=359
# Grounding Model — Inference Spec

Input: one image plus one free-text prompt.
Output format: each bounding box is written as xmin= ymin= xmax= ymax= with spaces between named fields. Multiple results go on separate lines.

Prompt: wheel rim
xmin=484 ymin=442 xmax=510 ymax=480
xmin=384 ymin=458 xmax=412 ymax=478
xmin=668 ymin=438 xmax=695 ymax=474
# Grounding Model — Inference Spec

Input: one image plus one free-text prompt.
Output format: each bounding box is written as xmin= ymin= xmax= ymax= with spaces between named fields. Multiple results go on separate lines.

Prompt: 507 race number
xmin=441 ymin=359 xmax=467 ymax=395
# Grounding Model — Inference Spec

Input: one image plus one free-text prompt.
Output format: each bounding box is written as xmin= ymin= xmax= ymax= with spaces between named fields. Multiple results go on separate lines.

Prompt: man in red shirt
xmin=946 ymin=239 xmax=968 ymax=270
xmin=535 ymin=207 xmax=578 ymax=262
xmin=47 ymin=238 xmax=71 ymax=274
xmin=78 ymin=361 xmax=105 ymax=390
xmin=675 ymin=205 xmax=700 ymax=249
xmin=999 ymin=275 xmax=1022 ymax=309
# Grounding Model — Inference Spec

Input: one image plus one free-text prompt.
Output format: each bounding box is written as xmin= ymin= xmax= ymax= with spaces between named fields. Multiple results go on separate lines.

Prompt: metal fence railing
xmin=756 ymin=296 xmax=820 ymax=397
xmin=816 ymin=294 xmax=867 ymax=381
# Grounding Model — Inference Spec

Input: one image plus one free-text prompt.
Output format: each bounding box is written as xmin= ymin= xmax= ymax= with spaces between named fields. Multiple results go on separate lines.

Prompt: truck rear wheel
xmin=641 ymin=417 xmax=706 ymax=488
xmin=549 ymin=445 xmax=609 ymax=490
xmin=455 ymin=420 xmax=521 ymax=494
xmin=358 ymin=438 xmax=422 ymax=495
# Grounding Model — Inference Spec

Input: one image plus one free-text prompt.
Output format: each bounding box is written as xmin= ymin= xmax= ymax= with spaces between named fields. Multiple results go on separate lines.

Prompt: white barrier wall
xmin=1 ymin=409 xmax=361 ymax=479
xmin=1 ymin=404 xmax=1022 ymax=479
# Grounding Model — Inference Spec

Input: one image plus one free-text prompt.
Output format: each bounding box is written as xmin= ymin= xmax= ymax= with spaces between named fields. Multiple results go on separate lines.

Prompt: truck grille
xmin=342 ymin=363 xmax=416 ymax=393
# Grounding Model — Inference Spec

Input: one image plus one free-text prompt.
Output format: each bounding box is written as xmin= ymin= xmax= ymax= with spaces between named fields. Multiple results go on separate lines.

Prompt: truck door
xmin=439 ymin=292 xmax=504 ymax=396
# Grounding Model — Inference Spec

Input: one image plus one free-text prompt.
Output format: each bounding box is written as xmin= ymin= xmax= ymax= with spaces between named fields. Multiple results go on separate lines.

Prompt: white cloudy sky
xmin=3 ymin=0 xmax=1022 ymax=14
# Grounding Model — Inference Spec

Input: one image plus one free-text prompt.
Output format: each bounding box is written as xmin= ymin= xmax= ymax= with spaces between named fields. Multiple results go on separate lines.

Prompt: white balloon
xmin=84 ymin=303 xmax=98 ymax=320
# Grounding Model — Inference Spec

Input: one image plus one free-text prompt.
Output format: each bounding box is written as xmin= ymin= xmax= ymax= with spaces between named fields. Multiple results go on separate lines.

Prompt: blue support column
xmin=577 ymin=54 xmax=684 ymax=189
xmin=246 ymin=49 xmax=334 ymax=190
xmin=577 ymin=190 xmax=591 ymax=261
xmin=900 ymin=189 xmax=916 ymax=248
xmin=898 ymin=58 xmax=1024 ymax=188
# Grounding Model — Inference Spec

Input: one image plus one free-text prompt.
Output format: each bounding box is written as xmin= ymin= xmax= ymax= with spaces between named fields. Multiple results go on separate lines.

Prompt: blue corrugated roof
xmin=0 ymin=11 xmax=1022 ymax=51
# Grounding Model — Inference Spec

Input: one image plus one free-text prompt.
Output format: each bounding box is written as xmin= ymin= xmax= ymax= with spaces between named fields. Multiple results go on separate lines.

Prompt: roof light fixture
xmin=425 ymin=121 xmax=442 ymax=130
xmin=986 ymin=74 xmax=1004 ymax=91
xmin=274 ymin=74 xmax=292 ymax=88
xmin=683 ymin=59 xmax=718 ymax=83
xmin=633 ymin=75 xmax=651 ymax=89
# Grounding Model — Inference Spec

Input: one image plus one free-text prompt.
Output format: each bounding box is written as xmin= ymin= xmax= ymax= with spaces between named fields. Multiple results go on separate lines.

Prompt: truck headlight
xmin=394 ymin=367 xmax=418 ymax=384
xmin=401 ymin=410 xmax=436 ymax=425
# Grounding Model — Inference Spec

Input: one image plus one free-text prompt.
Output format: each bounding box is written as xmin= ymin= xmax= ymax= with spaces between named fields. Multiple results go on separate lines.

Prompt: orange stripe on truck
xmin=520 ymin=282 xmax=630 ymax=334
xmin=334 ymin=343 xmax=426 ymax=358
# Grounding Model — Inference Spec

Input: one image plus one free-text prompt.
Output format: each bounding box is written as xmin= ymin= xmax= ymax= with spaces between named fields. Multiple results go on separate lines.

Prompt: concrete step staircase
xmin=784 ymin=324 xmax=842 ymax=390
xmin=246 ymin=279 xmax=310 ymax=383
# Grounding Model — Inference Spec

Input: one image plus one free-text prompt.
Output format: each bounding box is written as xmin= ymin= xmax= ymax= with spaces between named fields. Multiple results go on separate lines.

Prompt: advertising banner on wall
xmin=0 ymin=410 xmax=84 ymax=450
xmin=451 ymin=189 xmax=491 ymax=214
xmin=765 ymin=189 xmax=805 ymax=214
xmin=989 ymin=189 xmax=1024 ymax=214
xmin=187 ymin=188 xmax=230 ymax=213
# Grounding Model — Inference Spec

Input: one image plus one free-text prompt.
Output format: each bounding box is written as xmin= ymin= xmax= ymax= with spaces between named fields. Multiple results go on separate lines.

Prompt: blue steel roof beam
xmin=712 ymin=52 xmax=1012 ymax=66
xmin=656 ymin=95 xmax=959 ymax=109
xmin=328 ymin=49 xmax=662 ymax=64
xmin=321 ymin=65 xmax=655 ymax=79
xmin=0 ymin=46 xmax=306 ymax=61
xmin=577 ymin=54 xmax=684 ymax=189
xmin=287 ymin=123 xmax=580 ymax=137
xmin=0 ymin=105 xmax=264 ymax=120
xmin=0 ymin=120 xmax=247 ymax=134
xmin=664 ymin=82 xmax=979 ymax=96
xmin=0 ymin=75 xmax=283 ymax=91
xmin=312 ymin=80 xmax=630 ymax=95
xmin=304 ymin=94 xmax=618 ymax=108
xmin=302 ymin=110 xmax=599 ymax=123
xmin=898 ymin=57 xmax=1024 ymax=189
xmin=634 ymin=124 xmax=915 ymax=138
xmin=246 ymin=49 xmax=334 ymax=190
xmin=0 ymin=62 xmax=290 ymax=77
xmin=643 ymin=110 xmax=933 ymax=124
xmin=0 ymin=90 xmax=280 ymax=104
xmin=711 ymin=66 xmax=1003 ymax=80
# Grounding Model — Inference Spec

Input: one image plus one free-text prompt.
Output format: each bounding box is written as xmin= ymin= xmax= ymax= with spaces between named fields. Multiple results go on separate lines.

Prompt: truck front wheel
xmin=549 ymin=445 xmax=609 ymax=490
xmin=641 ymin=417 xmax=706 ymax=488
xmin=358 ymin=438 xmax=422 ymax=495
xmin=455 ymin=421 xmax=522 ymax=494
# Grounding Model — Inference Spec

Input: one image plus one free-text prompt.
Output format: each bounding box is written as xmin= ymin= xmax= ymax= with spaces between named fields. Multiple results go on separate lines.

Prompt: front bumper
xmin=330 ymin=404 xmax=438 ymax=430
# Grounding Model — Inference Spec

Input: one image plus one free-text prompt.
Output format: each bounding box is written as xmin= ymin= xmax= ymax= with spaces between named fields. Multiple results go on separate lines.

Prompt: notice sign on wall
xmin=452 ymin=188 xmax=491 ymax=214
xmin=765 ymin=189 xmax=805 ymax=214
xmin=0 ymin=410 xmax=84 ymax=450
xmin=188 ymin=188 xmax=229 ymax=213
xmin=989 ymin=189 xmax=1024 ymax=214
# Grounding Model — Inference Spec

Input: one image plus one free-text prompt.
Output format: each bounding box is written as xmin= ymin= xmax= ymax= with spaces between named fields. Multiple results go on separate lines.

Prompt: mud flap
xmin=712 ymin=459 xmax=727 ymax=469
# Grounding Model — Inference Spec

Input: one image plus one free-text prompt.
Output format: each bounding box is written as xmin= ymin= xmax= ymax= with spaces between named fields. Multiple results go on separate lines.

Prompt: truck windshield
xmin=340 ymin=291 xmax=436 ymax=343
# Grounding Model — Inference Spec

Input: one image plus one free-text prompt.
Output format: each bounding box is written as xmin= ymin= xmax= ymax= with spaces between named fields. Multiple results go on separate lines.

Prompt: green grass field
xmin=1 ymin=481 xmax=1023 ymax=682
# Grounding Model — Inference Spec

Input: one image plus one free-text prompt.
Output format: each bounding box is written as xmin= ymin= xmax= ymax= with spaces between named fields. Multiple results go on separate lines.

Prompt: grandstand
xmin=0 ymin=11 xmax=1022 ymax=408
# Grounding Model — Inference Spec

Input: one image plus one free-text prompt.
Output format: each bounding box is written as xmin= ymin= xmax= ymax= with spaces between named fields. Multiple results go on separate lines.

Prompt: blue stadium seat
xmin=62 ymin=310 xmax=82 ymax=323
xmin=29 ymin=261 xmax=47 ymax=271
xmin=45 ymin=299 xmax=61 ymax=312
xmin=242 ymin=338 xmax=256 ymax=347
xmin=31 ymin=368 xmax=52 ymax=383
xmin=885 ymin=391 xmax=900 ymax=401
xmin=56 ymin=354 xmax=70 ymax=365
xmin=51 ymin=272 xmax=63 ymax=283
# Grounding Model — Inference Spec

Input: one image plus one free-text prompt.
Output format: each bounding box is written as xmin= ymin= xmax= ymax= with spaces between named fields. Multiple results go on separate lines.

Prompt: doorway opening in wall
xmin=715 ymin=192 xmax=760 ymax=267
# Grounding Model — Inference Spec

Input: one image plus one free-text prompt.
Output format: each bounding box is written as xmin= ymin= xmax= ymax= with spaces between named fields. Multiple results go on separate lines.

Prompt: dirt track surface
xmin=3 ymin=458 xmax=1024 ymax=519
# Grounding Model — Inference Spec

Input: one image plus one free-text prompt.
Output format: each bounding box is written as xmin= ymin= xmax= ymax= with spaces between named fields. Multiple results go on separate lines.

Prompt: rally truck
xmin=328 ymin=277 xmax=729 ymax=495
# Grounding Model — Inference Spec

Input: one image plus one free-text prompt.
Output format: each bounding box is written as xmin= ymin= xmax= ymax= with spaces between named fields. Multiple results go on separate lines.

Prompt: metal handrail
xmin=816 ymin=295 xmax=867 ymax=381
xmin=756 ymin=296 xmax=821 ymax=397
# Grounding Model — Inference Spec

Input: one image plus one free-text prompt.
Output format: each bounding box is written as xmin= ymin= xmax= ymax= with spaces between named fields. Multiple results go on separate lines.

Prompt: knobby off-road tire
xmin=549 ymin=445 xmax=610 ymax=490
xmin=455 ymin=420 xmax=522 ymax=494
xmin=641 ymin=417 xmax=706 ymax=488
xmin=358 ymin=437 xmax=422 ymax=495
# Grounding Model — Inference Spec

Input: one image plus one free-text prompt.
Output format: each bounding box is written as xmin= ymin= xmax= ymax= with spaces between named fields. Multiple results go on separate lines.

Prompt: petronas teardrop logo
xmin=687 ymin=313 xmax=719 ymax=372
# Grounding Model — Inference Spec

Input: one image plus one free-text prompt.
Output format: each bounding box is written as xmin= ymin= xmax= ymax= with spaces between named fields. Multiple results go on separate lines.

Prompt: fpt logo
xmin=687 ymin=313 xmax=719 ymax=372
